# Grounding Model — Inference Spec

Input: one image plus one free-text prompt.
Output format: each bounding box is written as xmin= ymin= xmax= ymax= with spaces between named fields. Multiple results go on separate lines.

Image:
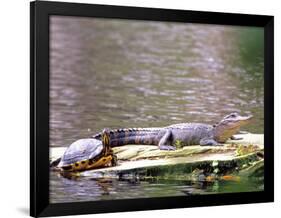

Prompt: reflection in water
xmin=50 ymin=171 xmax=263 ymax=203
xmin=49 ymin=16 xmax=264 ymax=203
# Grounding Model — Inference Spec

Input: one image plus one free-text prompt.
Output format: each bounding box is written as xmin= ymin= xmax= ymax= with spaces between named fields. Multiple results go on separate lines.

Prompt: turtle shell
xmin=58 ymin=138 xmax=104 ymax=168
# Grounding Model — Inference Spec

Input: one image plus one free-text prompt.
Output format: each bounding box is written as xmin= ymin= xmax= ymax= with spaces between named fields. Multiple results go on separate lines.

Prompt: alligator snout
xmin=239 ymin=114 xmax=253 ymax=124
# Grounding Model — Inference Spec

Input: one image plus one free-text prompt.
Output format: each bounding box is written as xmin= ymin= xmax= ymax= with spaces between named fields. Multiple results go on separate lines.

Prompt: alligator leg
xmin=199 ymin=138 xmax=223 ymax=146
xmin=158 ymin=130 xmax=176 ymax=150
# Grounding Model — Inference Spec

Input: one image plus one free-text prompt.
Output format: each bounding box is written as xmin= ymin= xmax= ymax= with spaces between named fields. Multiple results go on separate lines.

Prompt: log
xmin=50 ymin=133 xmax=264 ymax=181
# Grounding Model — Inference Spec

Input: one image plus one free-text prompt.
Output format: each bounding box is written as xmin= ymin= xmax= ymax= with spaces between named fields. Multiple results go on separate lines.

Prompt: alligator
xmin=93 ymin=112 xmax=253 ymax=150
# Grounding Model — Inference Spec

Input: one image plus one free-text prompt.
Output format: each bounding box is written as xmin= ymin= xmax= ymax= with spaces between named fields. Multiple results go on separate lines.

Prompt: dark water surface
xmin=50 ymin=16 xmax=264 ymax=203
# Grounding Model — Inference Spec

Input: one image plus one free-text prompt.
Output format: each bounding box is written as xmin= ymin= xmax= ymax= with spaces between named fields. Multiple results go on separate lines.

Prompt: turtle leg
xmin=199 ymin=138 xmax=223 ymax=146
xmin=111 ymin=154 xmax=118 ymax=166
xmin=50 ymin=157 xmax=61 ymax=168
xmin=158 ymin=130 xmax=176 ymax=150
xmin=107 ymin=147 xmax=117 ymax=166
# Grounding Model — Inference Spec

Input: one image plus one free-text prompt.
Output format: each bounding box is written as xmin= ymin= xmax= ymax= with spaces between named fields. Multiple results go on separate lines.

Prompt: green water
xmin=49 ymin=16 xmax=264 ymax=203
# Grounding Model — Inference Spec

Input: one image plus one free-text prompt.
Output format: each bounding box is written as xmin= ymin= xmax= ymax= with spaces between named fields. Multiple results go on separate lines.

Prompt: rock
xmin=50 ymin=133 xmax=264 ymax=181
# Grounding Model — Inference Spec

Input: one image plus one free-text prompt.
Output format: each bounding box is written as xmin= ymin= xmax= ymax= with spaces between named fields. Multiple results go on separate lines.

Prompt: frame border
xmin=30 ymin=1 xmax=274 ymax=217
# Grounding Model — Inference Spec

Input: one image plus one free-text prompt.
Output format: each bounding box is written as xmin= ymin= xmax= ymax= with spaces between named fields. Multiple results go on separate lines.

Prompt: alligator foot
xmin=199 ymin=138 xmax=223 ymax=146
xmin=159 ymin=145 xmax=176 ymax=151
xmin=200 ymin=143 xmax=223 ymax=146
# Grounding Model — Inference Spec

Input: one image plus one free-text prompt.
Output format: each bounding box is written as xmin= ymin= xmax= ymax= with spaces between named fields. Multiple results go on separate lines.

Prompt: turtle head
xmin=101 ymin=128 xmax=111 ymax=147
xmin=214 ymin=112 xmax=253 ymax=142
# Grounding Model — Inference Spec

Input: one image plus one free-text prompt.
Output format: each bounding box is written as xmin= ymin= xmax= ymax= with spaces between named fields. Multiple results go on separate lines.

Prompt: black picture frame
xmin=30 ymin=1 xmax=274 ymax=217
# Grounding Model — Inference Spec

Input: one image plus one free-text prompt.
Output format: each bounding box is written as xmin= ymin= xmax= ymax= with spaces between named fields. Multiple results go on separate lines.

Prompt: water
xmin=50 ymin=171 xmax=263 ymax=203
xmin=49 ymin=16 xmax=264 ymax=203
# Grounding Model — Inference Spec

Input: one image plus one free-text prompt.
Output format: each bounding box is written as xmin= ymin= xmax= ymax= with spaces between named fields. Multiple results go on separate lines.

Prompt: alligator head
xmin=213 ymin=112 xmax=253 ymax=143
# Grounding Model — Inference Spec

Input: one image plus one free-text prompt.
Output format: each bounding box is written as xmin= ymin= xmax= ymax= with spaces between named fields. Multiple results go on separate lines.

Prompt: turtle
xmin=50 ymin=129 xmax=117 ymax=172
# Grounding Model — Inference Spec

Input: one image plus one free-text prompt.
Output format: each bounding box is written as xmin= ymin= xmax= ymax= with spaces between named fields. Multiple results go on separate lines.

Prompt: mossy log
xmin=50 ymin=133 xmax=264 ymax=181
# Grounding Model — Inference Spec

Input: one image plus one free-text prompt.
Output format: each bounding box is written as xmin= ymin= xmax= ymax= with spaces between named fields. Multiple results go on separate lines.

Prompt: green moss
xmin=174 ymin=139 xmax=185 ymax=149
xmin=235 ymin=144 xmax=257 ymax=156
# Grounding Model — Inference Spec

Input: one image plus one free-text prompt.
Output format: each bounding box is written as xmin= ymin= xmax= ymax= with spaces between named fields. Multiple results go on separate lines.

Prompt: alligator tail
xmin=92 ymin=128 xmax=161 ymax=147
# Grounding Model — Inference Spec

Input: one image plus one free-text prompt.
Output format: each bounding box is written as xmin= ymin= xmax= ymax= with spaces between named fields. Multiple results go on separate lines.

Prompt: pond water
xmin=49 ymin=16 xmax=264 ymax=203
xmin=50 ymin=171 xmax=263 ymax=203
